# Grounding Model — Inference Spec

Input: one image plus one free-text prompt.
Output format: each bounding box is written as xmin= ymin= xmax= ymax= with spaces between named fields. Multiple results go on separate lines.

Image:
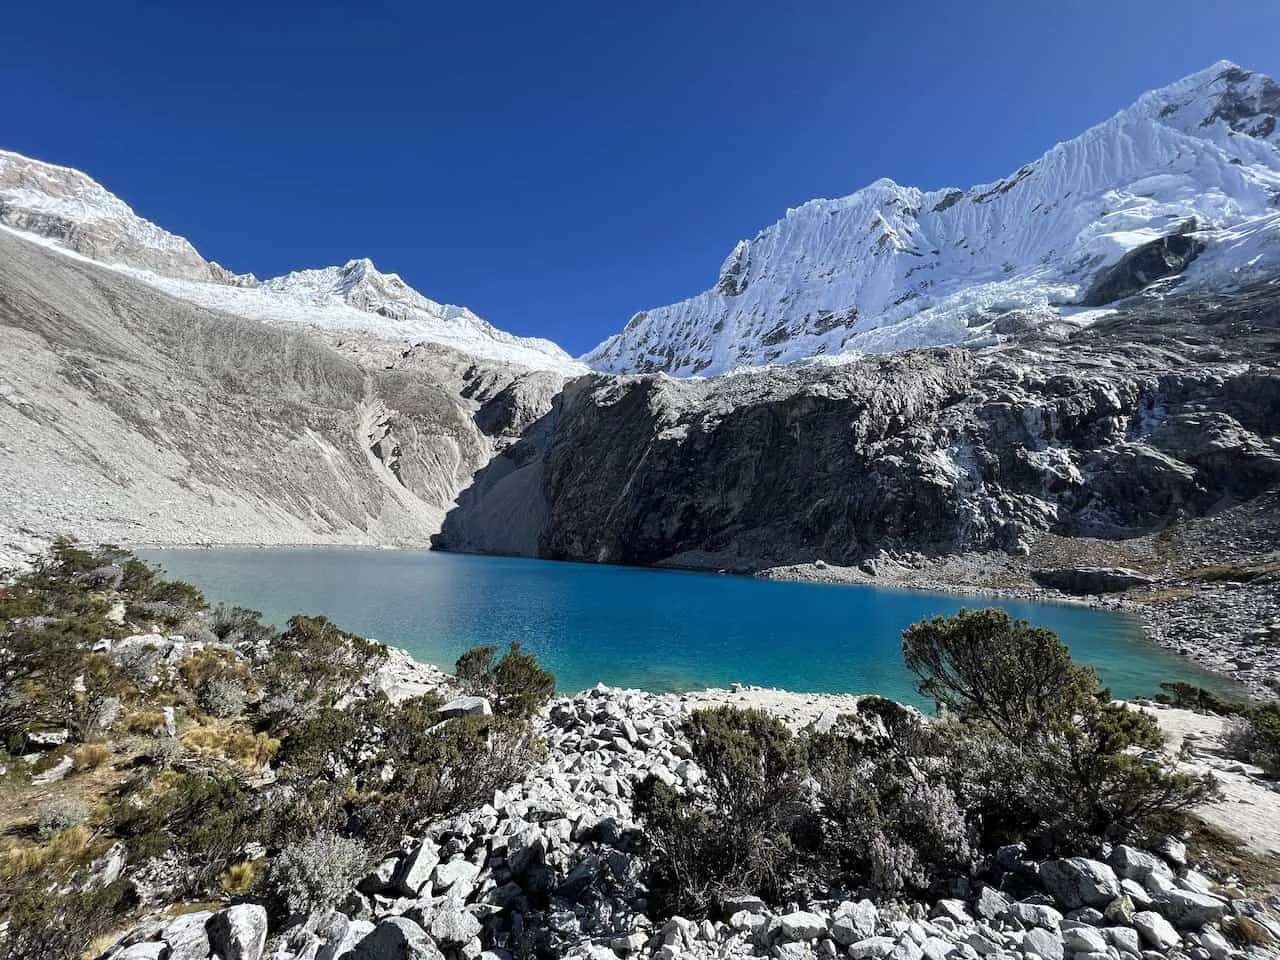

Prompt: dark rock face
xmin=1029 ymin=567 xmax=1157 ymax=595
xmin=1081 ymin=230 xmax=1204 ymax=306
xmin=439 ymin=286 xmax=1280 ymax=569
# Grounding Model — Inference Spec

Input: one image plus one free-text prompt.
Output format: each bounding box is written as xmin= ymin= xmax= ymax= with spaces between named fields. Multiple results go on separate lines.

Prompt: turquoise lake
xmin=137 ymin=547 xmax=1235 ymax=705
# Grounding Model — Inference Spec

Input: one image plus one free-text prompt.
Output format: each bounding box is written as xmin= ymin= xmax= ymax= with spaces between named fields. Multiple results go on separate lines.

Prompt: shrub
xmin=112 ymin=770 xmax=262 ymax=888
xmin=810 ymin=703 xmax=974 ymax=895
xmin=902 ymin=608 xmax=1096 ymax=738
xmin=366 ymin=707 xmax=543 ymax=843
xmin=267 ymin=834 xmax=370 ymax=916
xmin=36 ymin=798 xmax=89 ymax=839
xmin=145 ymin=734 xmax=183 ymax=768
xmin=634 ymin=706 xmax=811 ymax=917
xmin=903 ymin=609 xmax=1217 ymax=848
xmin=454 ymin=642 xmax=555 ymax=718
xmin=260 ymin=616 xmax=386 ymax=726
xmin=200 ymin=678 xmax=247 ymax=719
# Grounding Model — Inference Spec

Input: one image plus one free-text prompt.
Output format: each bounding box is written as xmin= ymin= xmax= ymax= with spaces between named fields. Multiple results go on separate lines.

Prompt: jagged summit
xmin=586 ymin=61 xmax=1280 ymax=376
xmin=0 ymin=150 xmax=581 ymax=373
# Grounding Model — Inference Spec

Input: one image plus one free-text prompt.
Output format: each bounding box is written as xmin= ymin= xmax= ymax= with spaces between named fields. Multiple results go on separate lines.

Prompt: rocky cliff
xmin=441 ymin=284 xmax=1280 ymax=570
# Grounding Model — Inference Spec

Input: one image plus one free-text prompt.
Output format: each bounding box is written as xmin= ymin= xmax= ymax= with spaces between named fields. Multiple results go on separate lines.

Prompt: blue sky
xmin=5 ymin=2 xmax=1279 ymax=354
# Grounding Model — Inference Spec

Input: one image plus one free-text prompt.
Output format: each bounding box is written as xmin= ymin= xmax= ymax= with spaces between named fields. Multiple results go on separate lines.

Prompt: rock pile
xmin=97 ymin=685 xmax=1280 ymax=960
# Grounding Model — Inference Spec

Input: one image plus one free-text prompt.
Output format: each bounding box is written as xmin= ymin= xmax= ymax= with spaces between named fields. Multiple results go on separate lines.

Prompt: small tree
xmin=454 ymin=642 xmax=555 ymax=718
xmin=903 ymin=608 xmax=1097 ymax=737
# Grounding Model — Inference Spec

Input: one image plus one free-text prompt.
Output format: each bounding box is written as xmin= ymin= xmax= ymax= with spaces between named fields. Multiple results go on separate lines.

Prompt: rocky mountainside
xmin=0 ymin=226 xmax=562 ymax=564
xmin=586 ymin=62 xmax=1280 ymax=376
xmin=0 ymin=150 xmax=581 ymax=373
xmin=441 ymin=283 xmax=1280 ymax=569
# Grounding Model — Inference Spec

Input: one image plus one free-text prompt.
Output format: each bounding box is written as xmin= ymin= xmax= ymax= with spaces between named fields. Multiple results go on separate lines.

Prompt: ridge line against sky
xmin=5 ymin=1 xmax=1280 ymax=353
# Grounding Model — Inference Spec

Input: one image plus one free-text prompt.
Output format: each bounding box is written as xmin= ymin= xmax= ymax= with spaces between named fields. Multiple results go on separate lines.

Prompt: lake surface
xmin=137 ymin=547 xmax=1235 ymax=705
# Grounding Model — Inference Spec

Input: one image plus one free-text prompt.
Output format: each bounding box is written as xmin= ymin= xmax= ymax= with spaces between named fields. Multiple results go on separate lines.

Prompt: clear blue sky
xmin=5 ymin=1 xmax=1279 ymax=354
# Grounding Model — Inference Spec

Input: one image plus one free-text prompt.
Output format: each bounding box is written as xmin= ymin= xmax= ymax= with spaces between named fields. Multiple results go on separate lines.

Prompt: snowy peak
xmin=0 ymin=149 xmax=582 ymax=374
xmin=0 ymin=149 xmax=250 ymax=284
xmin=586 ymin=62 xmax=1280 ymax=377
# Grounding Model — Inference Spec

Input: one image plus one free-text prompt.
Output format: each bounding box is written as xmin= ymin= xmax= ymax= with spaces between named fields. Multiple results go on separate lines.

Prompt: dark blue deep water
xmin=137 ymin=548 xmax=1235 ymax=704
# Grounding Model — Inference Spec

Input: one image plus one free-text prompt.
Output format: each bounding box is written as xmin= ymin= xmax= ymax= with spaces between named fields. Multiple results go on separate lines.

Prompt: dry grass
xmin=121 ymin=708 xmax=166 ymax=735
xmin=220 ymin=859 xmax=263 ymax=896
xmin=1189 ymin=820 xmax=1280 ymax=892
xmin=72 ymin=742 xmax=112 ymax=772
xmin=1183 ymin=560 xmax=1280 ymax=583
xmin=1223 ymin=915 xmax=1276 ymax=947
xmin=0 ymin=825 xmax=99 ymax=881
xmin=182 ymin=723 xmax=279 ymax=769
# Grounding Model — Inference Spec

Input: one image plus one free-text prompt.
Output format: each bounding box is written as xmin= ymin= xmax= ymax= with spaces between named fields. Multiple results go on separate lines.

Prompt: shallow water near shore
xmin=137 ymin=547 xmax=1238 ymax=704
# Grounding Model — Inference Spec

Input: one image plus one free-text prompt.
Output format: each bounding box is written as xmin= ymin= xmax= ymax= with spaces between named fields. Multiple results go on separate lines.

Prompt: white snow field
xmin=585 ymin=62 xmax=1280 ymax=376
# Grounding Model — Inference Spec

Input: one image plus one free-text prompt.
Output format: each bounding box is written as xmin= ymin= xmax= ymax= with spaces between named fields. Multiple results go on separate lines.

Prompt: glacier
xmin=585 ymin=61 xmax=1280 ymax=377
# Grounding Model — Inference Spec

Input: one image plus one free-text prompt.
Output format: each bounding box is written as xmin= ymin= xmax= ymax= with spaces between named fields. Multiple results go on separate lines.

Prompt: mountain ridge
xmin=585 ymin=60 xmax=1280 ymax=376
xmin=0 ymin=149 xmax=582 ymax=374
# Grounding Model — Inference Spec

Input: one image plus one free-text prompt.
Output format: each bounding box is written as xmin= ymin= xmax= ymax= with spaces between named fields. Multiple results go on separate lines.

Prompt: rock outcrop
xmin=440 ymin=285 xmax=1280 ymax=569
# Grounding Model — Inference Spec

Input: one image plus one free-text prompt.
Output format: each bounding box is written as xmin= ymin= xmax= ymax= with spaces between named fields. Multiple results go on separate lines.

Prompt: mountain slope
xmin=0 ymin=226 xmax=565 ymax=565
xmin=0 ymin=150 xmax=582 ymax=374
xmin=585 ymin=61 xmax=1280 ymax=376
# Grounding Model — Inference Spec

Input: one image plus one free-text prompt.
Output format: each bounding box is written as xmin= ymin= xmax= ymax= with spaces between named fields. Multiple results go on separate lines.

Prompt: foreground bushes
xmin=0 ymin=539 xmax=553 ymax=956
xmin=636 ymin=608 xmax=1217 ymax=918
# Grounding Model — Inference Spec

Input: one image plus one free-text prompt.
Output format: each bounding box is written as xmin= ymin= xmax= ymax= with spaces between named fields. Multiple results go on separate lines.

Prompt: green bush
xmin=35 ymin=798 xmax=89 ymax=839
xmin=903 ymin=608 xmax=1096 ymax=738
xmin=634 ymin=706 xmax=812 ymax=917
xmin=903 ymin=609 xmax=1217 ymax=847
xmin=454 ymin=642 xmax=555 ymax=718
xmin=810 ymin=700 xmax=973 ymax=895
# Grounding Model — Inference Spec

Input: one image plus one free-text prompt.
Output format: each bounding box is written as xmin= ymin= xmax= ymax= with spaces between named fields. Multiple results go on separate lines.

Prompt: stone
xmin=729 ymin=910 xmax=767 ymax=934
xmin=1133 ymin=912 xmax=1180 ymax=952
xmin=1063 ymin=927 xmax=1108 ymax=955
xmin=848 ymin=937 xmax=897 ymax=960
xmin=920 ymin=937 xmax=953 ymax=960
xmin=779 ymin=911 xmax=828 ymax=941
xmin=1103 ymin=896 xmax=1135 ymax=926
xmin=1153 ymin=890 xmax=1227 ymax=929
xmin=116 ymin=945 xmax=168 ymax=960
xmin=1004 ymin=902 xmax=1063 ymax=930
xmin=1024 ymin=927 xmax=1064 ymax=960
xmin=395 ymin=843 xmax=441 ymax=897
xmin=161 ymin=910 xmax=214 ymax=960
xmin=432 ymin=858 xmax=481 ymax=896
xmin=1039 ymin=859 xmax=1121 ymax=911
xmin=318 ymin=917 xmax=375 ymax=960
xmin=1065 ymin=908 xmax=1105 ymax=926
xmin=89 ymin=841 xmax=129 ymax=889
xmin=1109 ymin=846 xmax=1172 ymax=883
xmin=429 ymin=905 xmax=482 ymax=945
xmin=31 ymin=754 xmax=73 ymax=785
xmin=723 ymin=894 xmax=768 ymax=915
xmin=975 ymin=887 xmax=1011 ymax=920
xmin=1102 ymin=926 xmax=1141 ymax=956
xmin=359 ymin=856 xmax=400 ymax=895
xmin=932 ymin=900 xmax=971 ymax=925
xmin=506 ymin=826 xmax=546 ymax=875
xmin=1119 ymin=879 xmax=1153 ymax=909
xmin=1155 ymin=837 xmax=1187 ymax=869
xmin=352 ymin=917 xmax=445 ymax=960
xmin=207 ymin=904 xmax=269 ymax=960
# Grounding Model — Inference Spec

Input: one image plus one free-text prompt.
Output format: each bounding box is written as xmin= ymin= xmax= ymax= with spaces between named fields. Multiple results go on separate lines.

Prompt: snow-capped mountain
xmin=0 ymin=150 xmax=582 ymax=374
xmin=0 ymin=149 xmax=249 ymax=284
xmin=586 ymin=61 xmax=1280 ymax=376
